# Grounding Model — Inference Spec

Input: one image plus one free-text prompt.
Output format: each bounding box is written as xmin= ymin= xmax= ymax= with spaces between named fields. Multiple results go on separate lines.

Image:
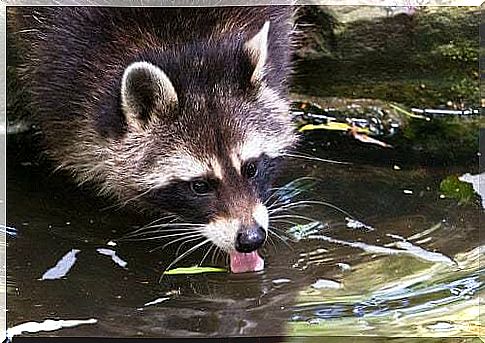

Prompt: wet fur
xmin=8 ymin=7 xmax=299 ymax=248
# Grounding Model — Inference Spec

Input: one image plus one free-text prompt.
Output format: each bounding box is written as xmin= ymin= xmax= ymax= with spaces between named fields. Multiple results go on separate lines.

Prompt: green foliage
xmin=400 ymin=116 xmax=480 ymax=162
xmin=293 ymin=7 xmax=479 ymax=108
xmin=439 ymin=175 xmax=476 ymax=205
xmin=449 ymin=76 xmax=479 ymax=104
xmin=433 ymin=42 xmax=478 ymax=63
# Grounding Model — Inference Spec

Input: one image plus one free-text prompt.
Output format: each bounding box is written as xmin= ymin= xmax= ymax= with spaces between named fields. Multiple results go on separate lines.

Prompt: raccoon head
xmin=117 ymin=21 xmax=298 ymax=272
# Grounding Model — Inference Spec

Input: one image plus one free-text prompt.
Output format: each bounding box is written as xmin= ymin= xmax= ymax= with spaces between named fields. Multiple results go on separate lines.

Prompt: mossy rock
xmin=292 ymin=7 xmax=479 ymax=109
xmin=439 ymin=175 xmax=477 ymax=206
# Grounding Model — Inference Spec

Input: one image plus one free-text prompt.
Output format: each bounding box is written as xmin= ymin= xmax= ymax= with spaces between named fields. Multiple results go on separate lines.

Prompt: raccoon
xmin=8 ymin=6 xmax=299 ymax=273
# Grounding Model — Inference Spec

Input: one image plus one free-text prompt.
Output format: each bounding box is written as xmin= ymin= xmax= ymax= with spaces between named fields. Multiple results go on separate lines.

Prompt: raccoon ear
xmin=121 ymin=61 xmax=178 ymax=128
xmin=244 ymin=21 xmax=270 ymax=83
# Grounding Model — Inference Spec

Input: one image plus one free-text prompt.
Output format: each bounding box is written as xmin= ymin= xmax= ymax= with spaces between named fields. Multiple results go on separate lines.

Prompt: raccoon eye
xmin=190 ymin=180 xmax=211 ymax=195
xmin=243 ymin=162 xmax=258 ymax=179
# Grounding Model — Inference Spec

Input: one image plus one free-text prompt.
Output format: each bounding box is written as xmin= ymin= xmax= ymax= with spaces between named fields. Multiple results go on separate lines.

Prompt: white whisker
xmin=125 ymin=231 xmax=202 ymax=242
xmin=158 ymin=234 xmax=204 ymax=251
xmin=271 ymin=214 xmax=318 ymax=222
xmin=119 ymin=215 xmax=178 ymax=238
xmin=120 ymin=227 xmax=202 ymax=240
xmin=175 ymin=236 xmax=205 ymax=256
xmin=271 ymin=219 xmax=301 ymax=226
xmin=199 ymin=245 xmax=214 ymax=267
xmin=269 ymin=200 xmax=353 ymax=218
xmin=160 ymin=239 xmax=211 ymax=282
xmin=283 ymin=152 xmax=350 ymax=165
xmin=268 ymin=226 xmax=295 ymax=248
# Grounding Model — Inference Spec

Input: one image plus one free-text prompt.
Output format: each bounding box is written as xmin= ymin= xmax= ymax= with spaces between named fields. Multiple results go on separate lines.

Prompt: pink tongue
xmin=229 ymin=251 xmax=264 ymax=273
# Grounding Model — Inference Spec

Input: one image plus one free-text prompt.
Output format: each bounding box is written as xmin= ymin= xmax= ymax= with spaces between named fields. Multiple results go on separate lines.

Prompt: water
xmin=6 ymin=131 xmax=482 ymax=339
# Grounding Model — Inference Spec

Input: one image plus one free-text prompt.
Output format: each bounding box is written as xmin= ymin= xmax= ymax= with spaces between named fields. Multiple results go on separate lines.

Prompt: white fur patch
xmin=230 ymin=152 xmax=242 ymax=174
xmin=142 ymin=153 xmax=209 ymax=188
xmin=201 ymin=205 xmax=268 ymax=252
xmin=165 ymin=153 xmax=209 ymax=181
xmin=202 ymin=218 xmax=240 ymax=252
xmin=239 ymin=129 xmax=292 ymax=161
xmin=209 ymin=157 xmax=224 ymax=180
xmin=141 ymin=153 xmax=230 ymax=188
xmin=121 ymin=61 xmax=177 ymax=131
xmin=239 ymin=134 xmax=267 ymax=161
xmin=245 ymin=21 xmax=270 ymax=83
xmin=258 ymin=84 xmax=289 ymax=115
xmin=235 ymin=84 xmax=295 ymax=162
xmin=252 ymin=203 xmax=269 ymax=231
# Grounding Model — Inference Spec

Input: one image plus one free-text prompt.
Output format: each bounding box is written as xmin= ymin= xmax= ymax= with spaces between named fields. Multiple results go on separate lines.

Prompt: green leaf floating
xmin=440 ymin=175 xmax=475 ymax=205
xmin=163 ymin=266 xmax=227 ymax=275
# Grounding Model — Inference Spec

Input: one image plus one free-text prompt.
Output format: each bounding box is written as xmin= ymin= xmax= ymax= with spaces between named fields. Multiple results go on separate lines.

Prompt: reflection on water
xmin=6 ymin=131 xmax=482 ymax=339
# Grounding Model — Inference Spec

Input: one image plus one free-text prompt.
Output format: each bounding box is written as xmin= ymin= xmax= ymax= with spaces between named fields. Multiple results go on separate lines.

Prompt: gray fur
xmin=8 ymin=6 xmax=299 ymax=252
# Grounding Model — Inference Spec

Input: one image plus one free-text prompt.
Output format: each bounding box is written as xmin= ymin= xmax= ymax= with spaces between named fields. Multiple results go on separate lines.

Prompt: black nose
xmin=235 ymin=226 xmax=266 ymax=253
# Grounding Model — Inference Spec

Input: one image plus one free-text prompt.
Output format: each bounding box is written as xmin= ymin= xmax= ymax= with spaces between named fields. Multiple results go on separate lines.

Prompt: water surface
xmin=6 ymin=132 xmax=482 ymax=339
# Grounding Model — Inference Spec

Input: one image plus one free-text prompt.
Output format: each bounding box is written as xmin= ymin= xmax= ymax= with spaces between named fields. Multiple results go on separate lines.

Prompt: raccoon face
xmin=117 ymin=21 xmax=297 ymax=265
